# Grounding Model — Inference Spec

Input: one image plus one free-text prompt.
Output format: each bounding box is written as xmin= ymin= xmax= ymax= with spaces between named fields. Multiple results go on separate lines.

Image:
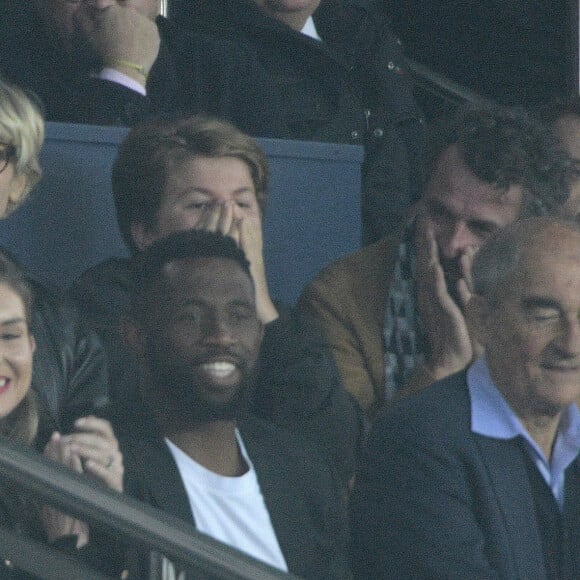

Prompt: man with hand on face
xmin=350 ymin=217 xmax=580 ymax=579
xmin=71 ymin=115 xmax=362 ymax=488
xmin=118 ymin=229 xmax=350 ymax=579
xmin=0 ymin=0 xmax=287 ymax=135
xmin=298 ymin=104 xmax=576 ymax=423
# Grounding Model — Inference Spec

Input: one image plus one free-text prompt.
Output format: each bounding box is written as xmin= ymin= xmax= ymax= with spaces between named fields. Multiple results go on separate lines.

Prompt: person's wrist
xmin=106 ymin=59 xmax=148 ymax=83
xmin=427 ymin=358 xmax=467 ymax=380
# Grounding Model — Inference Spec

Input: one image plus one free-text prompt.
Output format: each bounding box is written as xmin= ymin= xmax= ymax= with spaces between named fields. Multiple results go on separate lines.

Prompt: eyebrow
xmin=0 ymin=318 xmax=26 ymax=326
xmin=428 ymin=198 xmax=500 ymax=230
xmin=521 ymin=297 xmax=561 ymax=310
xmin=177 ymin=186 xmax=255 ymax=198
xmin=178 ymin=298 xmax=254 ymax=308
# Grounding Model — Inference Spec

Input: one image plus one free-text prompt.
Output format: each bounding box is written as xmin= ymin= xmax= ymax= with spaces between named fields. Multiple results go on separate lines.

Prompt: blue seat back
xmin=0 ymin=122 xmax=363 ymax=303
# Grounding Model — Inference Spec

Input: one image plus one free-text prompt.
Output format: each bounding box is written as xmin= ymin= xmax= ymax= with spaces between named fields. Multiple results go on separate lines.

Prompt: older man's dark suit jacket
xmin=350 ymin=371 xmax=580 ymax=579
xmin=120 ymin=414 xmax=351 ymax=579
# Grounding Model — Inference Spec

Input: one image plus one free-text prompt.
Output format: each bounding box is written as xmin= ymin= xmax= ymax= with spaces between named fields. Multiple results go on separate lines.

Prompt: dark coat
xmin=170 ymin=0 xmax=426 ymax=242
xmin=350 ymin=371 xmax=580 ymax=579
xmin=70 ymin=257 xmax=363 ymax=488
xmin=28 ymin=279 xmax=109 ymax=449
xmin=0 ymin=3 xmax=287 ymax=137
xmin=121 ymin=414 xmax=351 ymax=579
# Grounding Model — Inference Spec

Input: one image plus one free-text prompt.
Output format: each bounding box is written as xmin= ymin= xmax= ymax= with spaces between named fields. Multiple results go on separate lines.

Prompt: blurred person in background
xmin=0 ymin=0 xmax=288 ymax=136
xmin=0 ymin=78 xmax=109 ymax=447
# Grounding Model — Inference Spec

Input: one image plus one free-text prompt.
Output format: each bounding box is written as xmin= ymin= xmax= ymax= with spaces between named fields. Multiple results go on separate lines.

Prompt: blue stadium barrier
xmin=0 ymin=122 xmax=363 ymax=303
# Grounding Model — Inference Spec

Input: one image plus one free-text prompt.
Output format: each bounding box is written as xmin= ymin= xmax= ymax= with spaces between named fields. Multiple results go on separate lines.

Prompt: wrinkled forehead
xmin=496 ymin=225 xmax=580 ymax=297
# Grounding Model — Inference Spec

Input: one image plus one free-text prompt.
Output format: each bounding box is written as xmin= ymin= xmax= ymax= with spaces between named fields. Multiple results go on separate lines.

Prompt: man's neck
xmin=520 ymin=414 xmax=562 ymax=463
xmin=166 ymin=421 xmax=247 ymax=477
xmin=256 ymin=5 xmax=316 ymax=32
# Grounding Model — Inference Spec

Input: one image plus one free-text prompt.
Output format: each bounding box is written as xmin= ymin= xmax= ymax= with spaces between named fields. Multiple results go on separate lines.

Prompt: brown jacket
xmin=298 ymin=234 xmax=439 ymax=422
xmin=298 ymin=237 xmax=397 ymax=421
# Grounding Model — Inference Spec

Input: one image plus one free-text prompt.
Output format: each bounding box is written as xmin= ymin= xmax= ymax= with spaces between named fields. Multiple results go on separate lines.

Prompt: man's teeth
xmin=201 ymin=362 xmax=236 ymax=378
xmin=0 ymin=378 xmax=7 ymax=388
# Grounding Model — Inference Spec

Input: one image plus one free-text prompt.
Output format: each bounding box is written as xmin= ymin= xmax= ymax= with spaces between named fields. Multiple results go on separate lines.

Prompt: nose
xmin=440 ymin=221 xmax=478 ymax=259
xmin=554 ymin=317 xmax=580 ymax=356
xmin=202 ymin=314 xmax=235 ymax=346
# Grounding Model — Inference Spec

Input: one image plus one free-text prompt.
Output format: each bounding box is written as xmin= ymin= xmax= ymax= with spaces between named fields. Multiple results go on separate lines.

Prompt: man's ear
xmin=465 ymin=294 xmax=492 ymax=349
xmin=120 ymin=316 xmax=147 ymax=359
xmin=130 ymin=222 xmax=154 ymax=251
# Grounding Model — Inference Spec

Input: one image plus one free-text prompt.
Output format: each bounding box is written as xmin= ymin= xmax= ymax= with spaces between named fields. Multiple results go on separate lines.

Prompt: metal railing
xmin=0 ymin=435 xmax=297 ymax=579
xmin=404 ymin=57 xmax=494 ymax=108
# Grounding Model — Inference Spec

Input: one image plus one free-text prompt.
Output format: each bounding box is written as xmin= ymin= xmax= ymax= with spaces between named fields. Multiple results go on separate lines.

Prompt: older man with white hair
xmin=351 ymin=216 xmax=580 ymax=579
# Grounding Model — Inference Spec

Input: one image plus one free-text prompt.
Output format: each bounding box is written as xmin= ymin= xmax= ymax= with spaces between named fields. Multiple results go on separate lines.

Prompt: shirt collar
xmin=301 ymin=16 xmax=321 ymax=40
xmin=468 ymin=357 xmax=580 ymax=460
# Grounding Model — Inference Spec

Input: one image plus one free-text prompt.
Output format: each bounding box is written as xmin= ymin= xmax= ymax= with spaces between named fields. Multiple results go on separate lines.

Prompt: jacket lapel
xmin=474 ymin=435 xmax=546 ymax=579
xmin=240 ymin=425 xmax=305 ymax=575
xmin=128 ymin=435 xmax=195 ymax=525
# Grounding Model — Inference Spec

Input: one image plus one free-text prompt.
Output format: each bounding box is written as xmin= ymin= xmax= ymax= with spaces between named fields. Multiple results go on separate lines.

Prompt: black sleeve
xmin=69 ymin=78 xmax=154 ymax=127
xmin=251 ymin=304 xmax=364 ymax=488
xmin=31 ymin=285 xmax=110 ymax=447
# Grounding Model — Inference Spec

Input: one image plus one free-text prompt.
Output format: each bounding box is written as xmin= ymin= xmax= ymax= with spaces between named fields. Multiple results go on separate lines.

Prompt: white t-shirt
xmin=165 ymin=433 xmax=288 ymax=572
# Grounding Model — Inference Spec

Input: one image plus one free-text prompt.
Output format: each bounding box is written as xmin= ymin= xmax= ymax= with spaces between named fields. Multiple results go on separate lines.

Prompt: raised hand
xmin=42 ymin=417 xmax=123 ymax=547
xmin=238 ymin=214 xmax=278 ymax=324
xmin=75 ymin=2 xmax=160 ymax=85
xmin=197 ymin=202 xmax=278 ymax=324
xmin=415 ymin=219 xmax=478 ymax=379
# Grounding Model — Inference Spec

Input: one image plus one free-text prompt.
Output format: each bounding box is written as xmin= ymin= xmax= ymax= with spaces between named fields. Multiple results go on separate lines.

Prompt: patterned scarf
xmin=382 ymin=224 xmax=426 ymax=400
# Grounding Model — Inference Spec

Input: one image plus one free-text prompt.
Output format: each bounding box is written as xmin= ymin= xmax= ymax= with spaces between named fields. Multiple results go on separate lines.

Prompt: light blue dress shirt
xmin=468 ymin=357 xmax=580 ymax=510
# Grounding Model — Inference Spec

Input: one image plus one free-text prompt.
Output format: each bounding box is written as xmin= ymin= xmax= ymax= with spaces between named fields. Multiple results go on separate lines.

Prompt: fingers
xmin=197 ymin=203 xmax=225 ymax=232
xmin=84 ymin=456 xmax=124 ymax=493
xmin=73 ymin=416 xmax=116 ymax=440
xmin=459 ymin=246 xmax=476 ymax=293
xmin=46 ymin=418 xmax=123 ymax=492
xmin=196 ymin=203 xmax=242 ymax=245
xmin=456 ymin=278 xmax=472 ymax=311
xmin=75 ymin=3 xmax=160 ymax=72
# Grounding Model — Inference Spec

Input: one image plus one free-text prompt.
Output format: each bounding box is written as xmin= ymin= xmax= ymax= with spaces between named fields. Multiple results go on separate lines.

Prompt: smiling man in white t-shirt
xmin=118 ymin=229 xmax=350 ymax=579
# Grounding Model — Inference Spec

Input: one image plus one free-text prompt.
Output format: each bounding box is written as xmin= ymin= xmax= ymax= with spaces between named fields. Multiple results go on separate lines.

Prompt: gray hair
xmin=471 ymin=216 xmax=580 ymax=300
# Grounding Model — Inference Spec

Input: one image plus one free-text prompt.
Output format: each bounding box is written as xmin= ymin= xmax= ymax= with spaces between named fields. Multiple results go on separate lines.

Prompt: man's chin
xmin=171 ymin=373 xmax=255 ymax=424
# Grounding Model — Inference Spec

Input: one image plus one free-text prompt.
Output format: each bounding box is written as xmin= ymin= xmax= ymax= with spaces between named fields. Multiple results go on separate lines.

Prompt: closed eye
xmin=525 ymin=306 xmax=561 ymax=323
xmin=185 ymin=201 xmax=210 ymax=210
xmin=0 ymin=332 xmax=23 ymax=341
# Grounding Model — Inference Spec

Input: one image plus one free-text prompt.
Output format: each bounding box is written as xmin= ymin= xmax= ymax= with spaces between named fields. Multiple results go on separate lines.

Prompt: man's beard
xmin=145 ymin=345 xmax=257 ymax=424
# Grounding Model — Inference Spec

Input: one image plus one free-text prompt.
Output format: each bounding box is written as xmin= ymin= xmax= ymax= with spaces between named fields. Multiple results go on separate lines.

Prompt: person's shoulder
xmin=372 ymin=372 xmax=472 ymax=443
xmin=68 ymin=257 xmax=133 ymax=324
xmin=26 ymin=275 xmax=85 ymax=328
xmin=71 ymin=257 xmax=132 ymax=298
xmin=239 ymin=415 xmax=333 ymax=472
xmin=158 ymin=15 xmax=260 ymax=62
xmin=304 ymin=235 xmax=400 ymax=295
